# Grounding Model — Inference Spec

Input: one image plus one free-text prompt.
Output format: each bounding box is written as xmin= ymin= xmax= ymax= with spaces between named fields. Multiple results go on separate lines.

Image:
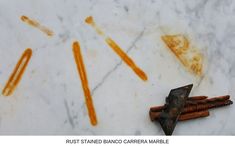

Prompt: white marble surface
xmin=0 ymin=0 xmax=234 ymax=135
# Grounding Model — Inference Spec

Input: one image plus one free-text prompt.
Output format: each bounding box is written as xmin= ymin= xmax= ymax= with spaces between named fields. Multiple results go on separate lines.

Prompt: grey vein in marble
xmin=91 ymin=29 xmax=145 ymax=95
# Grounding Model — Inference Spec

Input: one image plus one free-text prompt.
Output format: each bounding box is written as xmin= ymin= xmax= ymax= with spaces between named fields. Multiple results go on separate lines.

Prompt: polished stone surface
xmin=0 ymin=0 xmax=234 ymax=135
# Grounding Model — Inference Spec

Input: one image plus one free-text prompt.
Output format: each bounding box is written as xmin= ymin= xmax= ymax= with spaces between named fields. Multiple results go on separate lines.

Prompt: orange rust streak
xmin=2 ymin=48 xmax=32 ymax=96
xmin=85 ymin=16 xmax=148 ymax=81
xmin=72 ymin=41 xmax=98 ymax=126
xmin=20 ymin=15 xmax=54 ymax=37
xmin=105 ymin=38 xmax=147 ymax=81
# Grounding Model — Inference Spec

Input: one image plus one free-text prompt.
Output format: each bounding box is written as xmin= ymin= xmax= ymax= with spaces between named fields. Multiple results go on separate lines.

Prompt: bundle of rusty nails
xmin=149 ymin=95 xmax=233 ymax=122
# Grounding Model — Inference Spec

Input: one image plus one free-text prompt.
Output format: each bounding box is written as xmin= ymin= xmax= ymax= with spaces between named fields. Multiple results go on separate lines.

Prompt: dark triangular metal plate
xmin=159 ymin=84 xmax=193 ymax=135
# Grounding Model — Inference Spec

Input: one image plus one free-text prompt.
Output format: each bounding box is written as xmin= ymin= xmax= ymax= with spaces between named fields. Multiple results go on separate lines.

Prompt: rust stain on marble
xmin=105 ymin=37 xmax=147 ymax=81
xmin=85 ymin=16 xmax=148 ymax=81
xmin=161 ymin=35 xmax=203 ymax=76
xmin=85 ymin=16 xmax=105 ymax=37
xmin=72 ymin=41 xmax=98 ymax=126
xmin=20 ymin=15 xmax=54 ymax=37
xmin=2 ymin=48 xmax=32 ymax=96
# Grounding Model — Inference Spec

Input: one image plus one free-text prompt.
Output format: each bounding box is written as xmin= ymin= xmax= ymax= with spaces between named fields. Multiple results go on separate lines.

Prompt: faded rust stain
xmin=20 ymin=15 xmax=54 ymax=37
xmin=72 ymin=41 xmax=98 ymax=126
xmin=2 ymin=48 xmax=32 ymax=96
xmin=85 ymin=16 xmax=105 ymax=37
xmin=85 ymin=16 xmax=148 ymax=81
xmin=161 ymin=35 xmax=203 ymax=76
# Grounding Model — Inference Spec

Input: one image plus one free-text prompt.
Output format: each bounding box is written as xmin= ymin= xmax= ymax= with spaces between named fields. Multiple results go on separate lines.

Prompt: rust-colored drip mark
xmin=20 ymin=15 xmax=54 ymax=37
xmin=161 ymin=35 xmax=203 ymax=76
xmin=85 ymin=16 xmax=148 ymax=81
xmin=2 ymin=48 xmax=32 ymax=96
xmin=72 ymin=41 xmax=98 ymax=126
xmin=85 ymin=16 xmax=105 ymax=37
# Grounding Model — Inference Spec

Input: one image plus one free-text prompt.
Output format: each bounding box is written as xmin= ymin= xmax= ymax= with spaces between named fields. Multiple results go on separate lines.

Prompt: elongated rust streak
xmin=85 ymin=16 xmax=147 ymax=81
xmin=72 ymin=41 xmax=97 ymax=126
xmin=20 ymin=15 xmax=54 ymax=37
xmin=2 ymin=48 xmax=32 ymax=96
xmin=105 ymin=38 xmax=147 ymax=81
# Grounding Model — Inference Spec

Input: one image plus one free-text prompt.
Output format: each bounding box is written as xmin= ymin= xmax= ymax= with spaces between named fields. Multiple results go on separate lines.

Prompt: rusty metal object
xmin=150 ymin=85 xmax=233 ymax=135
xmin=158 ymin=84 xmax=193 ymax=135
xmin=149 ymin=109 xmax=210 ymax=121
xmin=150 ymin=95 xmax=232 ymax=114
